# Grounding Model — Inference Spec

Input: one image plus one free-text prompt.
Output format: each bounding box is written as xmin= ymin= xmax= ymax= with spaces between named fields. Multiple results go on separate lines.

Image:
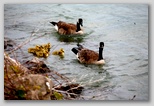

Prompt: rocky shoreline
xmin=4 ymin=37 xmax=84 ymax=100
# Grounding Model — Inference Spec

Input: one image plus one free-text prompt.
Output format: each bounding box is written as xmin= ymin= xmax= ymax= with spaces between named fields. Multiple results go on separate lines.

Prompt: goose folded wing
xmin=78 ymin=49 xmax=99 ymax=64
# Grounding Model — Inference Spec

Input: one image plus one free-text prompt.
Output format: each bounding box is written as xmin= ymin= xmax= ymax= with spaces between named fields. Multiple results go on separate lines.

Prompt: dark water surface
xmin=4 ymin=4 xmax=148 ymax=100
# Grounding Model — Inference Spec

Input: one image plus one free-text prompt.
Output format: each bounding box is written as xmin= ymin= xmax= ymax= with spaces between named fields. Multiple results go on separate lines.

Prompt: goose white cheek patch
xmin=54 ymin=25 xmax=58 ymax=31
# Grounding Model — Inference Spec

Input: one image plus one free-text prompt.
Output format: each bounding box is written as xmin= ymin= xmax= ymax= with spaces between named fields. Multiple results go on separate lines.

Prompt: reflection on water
xmin=50 ymin=27 xmax=93 ymax=43
xmin=4 ymin=4 xmax=148 ymax=100
xmin=52 ymin=33 xmax=85 ymax=43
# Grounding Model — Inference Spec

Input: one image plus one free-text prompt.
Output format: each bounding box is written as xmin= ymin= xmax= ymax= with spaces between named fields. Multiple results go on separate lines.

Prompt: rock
xmin=4 ymin=37 xmax=15 ymax=51
xmin=4 ymin=53 xmax=54 ymax=100
xmin=21 ymin=74 xmax=54 ymax=100
xmin=23 ymin=57 xmax=51 ymax=74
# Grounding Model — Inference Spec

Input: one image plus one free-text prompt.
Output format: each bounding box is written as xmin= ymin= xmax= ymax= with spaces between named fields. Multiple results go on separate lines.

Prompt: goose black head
xmin=76 ymin=18 xmax=83 ymax=32
xmin=72 ymin=47 xmax=79 ymax=55
xmin=98 ymin=42 xmax=104 ymax=60
xmin=100 ymin=42 xmax=104 ymax=48
xmin=78 ymin=18 xmax=83 ymax=26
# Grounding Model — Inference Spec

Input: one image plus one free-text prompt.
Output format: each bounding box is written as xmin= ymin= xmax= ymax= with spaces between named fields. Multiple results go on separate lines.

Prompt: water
xmin=4 ymin=4 xmax=148 ymax=100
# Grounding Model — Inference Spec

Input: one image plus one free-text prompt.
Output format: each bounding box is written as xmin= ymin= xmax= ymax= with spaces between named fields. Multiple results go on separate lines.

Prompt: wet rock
xmin=4 ymin=37 xmax=15 ymax=51
xmin=23 ymin=57 xmax=51 ymax=74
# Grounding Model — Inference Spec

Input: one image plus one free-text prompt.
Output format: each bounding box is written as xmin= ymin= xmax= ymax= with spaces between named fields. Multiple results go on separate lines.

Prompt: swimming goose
xmin=52 ymin=48 xmax=65 ymax=58
xmin=71 ymin=42 xmax=105 ymax=65
xmin=50 ymin=18 xmax=83 ymax=35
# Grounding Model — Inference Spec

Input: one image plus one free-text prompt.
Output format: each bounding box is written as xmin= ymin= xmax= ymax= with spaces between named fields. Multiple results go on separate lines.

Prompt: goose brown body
xmin=57 ymin=21 xmax=78 ymax=35
xmin=77 ymin=49 xmax=99 ymax=64
xmin=50 ymin=18 xmax=83 ymax=35
xmin=72 ymin=42 xmax=105 ymax=65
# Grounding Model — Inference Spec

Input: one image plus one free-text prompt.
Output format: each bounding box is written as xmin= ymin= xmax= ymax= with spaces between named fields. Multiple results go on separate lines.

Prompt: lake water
xmin=4 ymin=4 xmax=148 ymax=100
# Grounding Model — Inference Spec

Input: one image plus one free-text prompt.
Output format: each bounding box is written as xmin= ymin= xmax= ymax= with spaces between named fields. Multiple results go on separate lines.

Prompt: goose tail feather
xmin=50 ymin=22 xmax=58 ymax=31
xmin=50 ymin=22 xmax=57 ymax=26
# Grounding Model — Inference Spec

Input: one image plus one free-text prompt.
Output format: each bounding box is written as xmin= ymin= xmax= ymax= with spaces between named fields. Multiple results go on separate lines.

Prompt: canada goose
xmin=52 ymin=48 xmax=65 ymax=58
xmin=50 ymin=18 xmax=83 ymax=35
xmin=71 ymin=42 xmax=105 ymax=65
xmin=28 ymin=43 xmax=51 ymax=58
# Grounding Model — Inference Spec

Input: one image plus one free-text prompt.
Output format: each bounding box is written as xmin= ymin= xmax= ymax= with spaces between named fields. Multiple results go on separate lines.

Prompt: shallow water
xmin=4 ymin=4 xmax=148 ymax=100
